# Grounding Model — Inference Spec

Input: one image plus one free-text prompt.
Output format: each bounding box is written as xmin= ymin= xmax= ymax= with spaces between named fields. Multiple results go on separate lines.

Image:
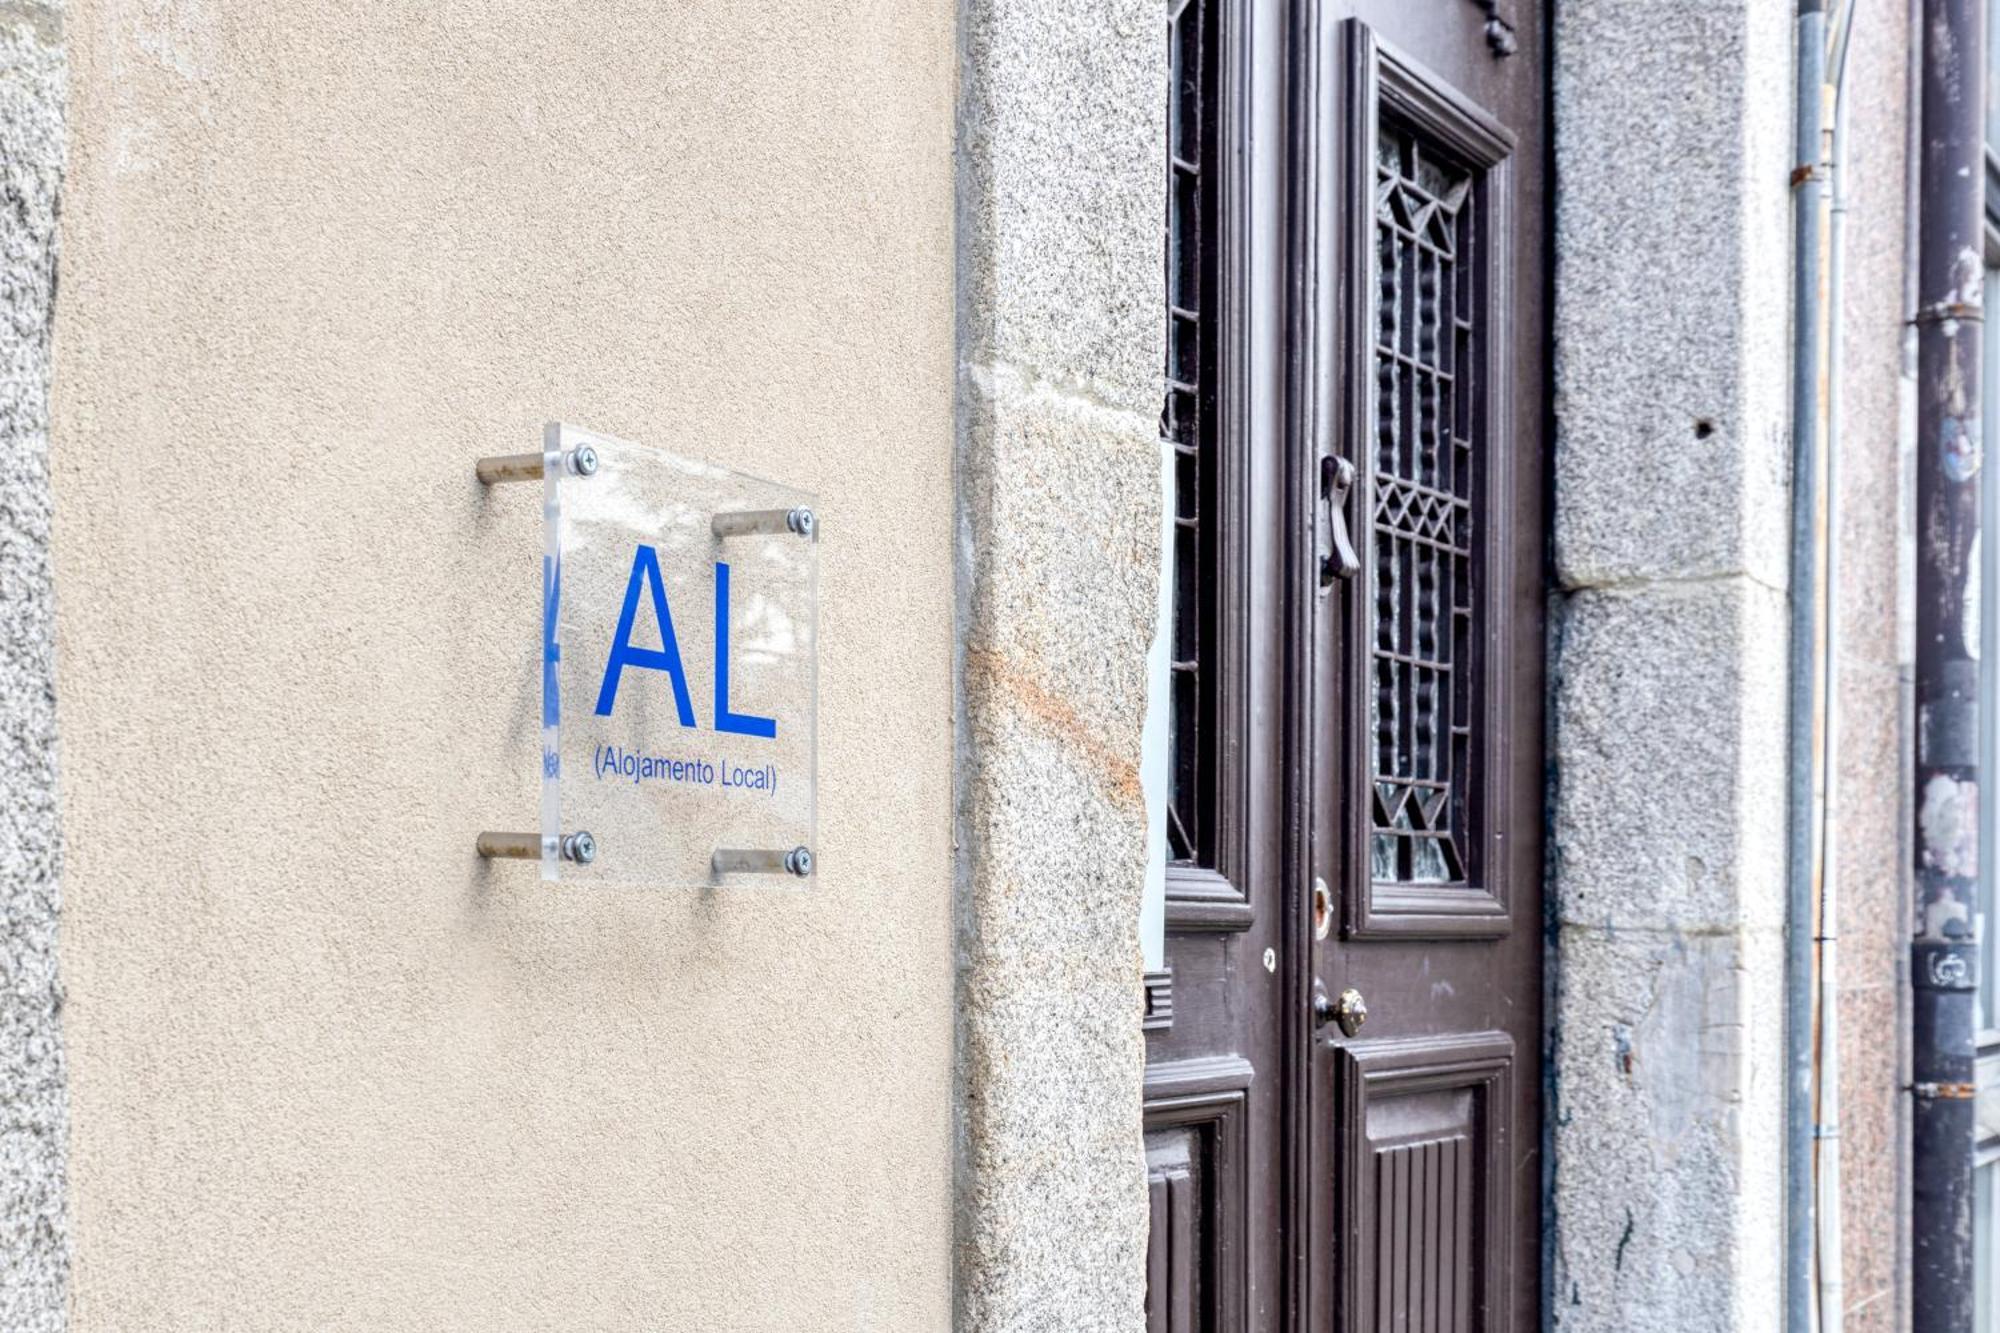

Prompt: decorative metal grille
xmin=1165 ymin=0 xmax=1215 ymax=866
xmin=1369 ymin=119 xmax=1477 ymax=886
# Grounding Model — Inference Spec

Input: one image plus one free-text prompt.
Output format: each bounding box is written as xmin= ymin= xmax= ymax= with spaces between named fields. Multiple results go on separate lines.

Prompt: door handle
xmin=1319 ymin=456 xmax=1360 ymax=589
xmin=1312 ymin=982 xmax=1368 ymax=1038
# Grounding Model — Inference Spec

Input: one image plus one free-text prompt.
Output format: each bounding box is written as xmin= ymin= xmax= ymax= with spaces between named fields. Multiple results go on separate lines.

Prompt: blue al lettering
xmin=542 ymin=555 xmax=561 ymax=728
xmin=592 ymin=544 xmax=697 ymax=724
xmin=590 ymin=548 xmax=778 ymax=742
xmin=713 ymin=562 xmax=776 ymax=739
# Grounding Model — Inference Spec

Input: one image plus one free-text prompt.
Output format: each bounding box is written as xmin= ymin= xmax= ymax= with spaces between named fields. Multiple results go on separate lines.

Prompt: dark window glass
xmin=1368 ymin=118 xmax=1479 ymax=886
xmin=1164 ymin=0 xmax=1219 ymax=866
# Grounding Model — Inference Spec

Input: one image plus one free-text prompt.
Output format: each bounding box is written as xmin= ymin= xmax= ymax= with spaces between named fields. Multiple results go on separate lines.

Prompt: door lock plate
xmin=1312 ymin=876 xmax=1333 ymax=940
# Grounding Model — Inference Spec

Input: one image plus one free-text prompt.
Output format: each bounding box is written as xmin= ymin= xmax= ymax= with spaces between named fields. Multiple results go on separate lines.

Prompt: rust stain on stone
xmin=966 ymin=647 xmax=1144 ymax=809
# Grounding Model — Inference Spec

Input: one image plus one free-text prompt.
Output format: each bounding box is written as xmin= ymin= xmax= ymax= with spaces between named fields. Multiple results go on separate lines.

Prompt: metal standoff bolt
xmin=474 ymin=446 xmax=598 ymax=485
xmin=711 ymin=846 xmax=814 ymax=878
xmin=475 ymin=830 xmax=597 ymax=864
xmin=475 ymin=831 xmax=539 ymax=860
xmin=710 ymin=506 xmax=816 ymax=540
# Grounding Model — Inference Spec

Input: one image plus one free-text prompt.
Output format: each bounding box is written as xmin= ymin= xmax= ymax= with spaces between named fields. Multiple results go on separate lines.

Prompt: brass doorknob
xmin=1314 ymin=985 xmax=1368 ymax=1038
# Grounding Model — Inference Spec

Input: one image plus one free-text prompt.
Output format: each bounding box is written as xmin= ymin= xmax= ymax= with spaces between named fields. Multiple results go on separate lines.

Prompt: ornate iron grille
xmin=1165 ymin=0 xmax=1216 ymax=866
xmin=1369 ymin=119 xmax=1476 ymax=886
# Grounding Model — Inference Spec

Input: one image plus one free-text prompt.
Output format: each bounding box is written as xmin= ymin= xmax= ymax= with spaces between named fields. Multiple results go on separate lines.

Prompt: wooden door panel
xmin=1372 ymin=1136 xmax=1471 ymax=1332
xmin=1335 ymin=1034 xmax=1512 ymax=1333
xmin=1149 ymin=1135 xmax=1203 ymax=1333
xmin=1145 ymin=0 xmax=1544 ymax=1327
xmin=1301 ymin=5 xmax=1545 ymax=1332
xmin=1144 ymin=0 xmax=1292 ymax=1326
xmin=1146 ymin=1057 xmax=1257 ymax=1333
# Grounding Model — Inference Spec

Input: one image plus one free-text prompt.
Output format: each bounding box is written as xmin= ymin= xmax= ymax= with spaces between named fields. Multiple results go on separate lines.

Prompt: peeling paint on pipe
xmin=1910 ymin=0 xmax=1985 ymax=1326
xmin=1918 ymin=773 xmax=1980 ymax=877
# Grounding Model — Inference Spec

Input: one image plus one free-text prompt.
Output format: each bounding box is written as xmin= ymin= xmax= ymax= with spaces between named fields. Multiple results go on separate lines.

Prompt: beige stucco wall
xmin=48 ymin=2 xmax=956 ymax=1327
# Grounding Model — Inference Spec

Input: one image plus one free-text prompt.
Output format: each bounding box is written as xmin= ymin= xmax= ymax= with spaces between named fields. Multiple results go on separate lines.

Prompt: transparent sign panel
xmin=540 ymin=423 xmax=816 ymax=886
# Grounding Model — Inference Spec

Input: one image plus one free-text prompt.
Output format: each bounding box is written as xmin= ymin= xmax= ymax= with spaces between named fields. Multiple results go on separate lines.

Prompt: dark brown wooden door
xmin=1144 ymin=3 xmax=1544 ymax=1331
xmin=1296 ymin=5 xmax=1546 ymax=1331
xmin=1143 ymin=0 xmax=1292 ymax=1326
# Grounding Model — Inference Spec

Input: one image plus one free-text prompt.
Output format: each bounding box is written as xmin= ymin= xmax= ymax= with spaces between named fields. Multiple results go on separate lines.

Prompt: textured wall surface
xmin=1549 ymin=2 xmax=1795 ymax=1328
xmin=954 ymin=0 xmax=1160 ymax=1326
xmin=1828 ymin=6 xmax=1914 ymax=1327
xmin=51 ymin=1 xmax=955 ymax=1327
xmin=0 ymin=3 xmax=68 ymax=1329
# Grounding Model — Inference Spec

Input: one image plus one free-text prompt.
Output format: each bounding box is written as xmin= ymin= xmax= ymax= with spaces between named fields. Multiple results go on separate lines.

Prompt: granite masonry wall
xmin=1549 ymin=2 xmax=1797 ymax=1327
xmin=0 ymin=3 xmax=68 ymax=1328
xmin=953 ymin=0 xmax=1163 ymax=1327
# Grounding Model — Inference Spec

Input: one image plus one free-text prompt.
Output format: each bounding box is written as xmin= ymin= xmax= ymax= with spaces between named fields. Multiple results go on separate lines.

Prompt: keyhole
xmin=1312 ymin=876 xmax=1333 ymax=940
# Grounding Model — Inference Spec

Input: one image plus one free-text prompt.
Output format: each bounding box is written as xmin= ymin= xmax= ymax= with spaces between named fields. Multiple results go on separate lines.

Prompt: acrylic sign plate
xmin=540 ymin=423 xmax=816 ymax=886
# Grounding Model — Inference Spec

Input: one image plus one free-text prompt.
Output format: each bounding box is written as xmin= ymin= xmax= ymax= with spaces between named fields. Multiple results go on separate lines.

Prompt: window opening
xmin=1368 ymin=119 xmax=1479 ymax=887
xmin=1165 ymin=0 xmax=1219 ymax=867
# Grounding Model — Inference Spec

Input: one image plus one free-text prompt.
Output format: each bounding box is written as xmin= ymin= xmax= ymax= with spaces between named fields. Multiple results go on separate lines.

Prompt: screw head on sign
xmin=785 ymin=846 xmax=813 ymax=876
xmin=569 ymin=446 xmax=600 ymax=477
xmin=564 ymin=831 xmax=597 ymax=864
xmin=787 ymin=507 xmax=816 ymax=539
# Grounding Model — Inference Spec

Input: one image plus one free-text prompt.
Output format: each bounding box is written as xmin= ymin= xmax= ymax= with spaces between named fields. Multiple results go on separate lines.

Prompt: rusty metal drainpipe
xmin=1911 ymin=0 xmax=1985 ymax=1325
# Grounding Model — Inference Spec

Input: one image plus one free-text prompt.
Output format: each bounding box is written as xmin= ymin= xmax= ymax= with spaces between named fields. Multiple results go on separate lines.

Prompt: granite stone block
xmin=1552 ymin=0 xmax=1793 ymax=591
xmin=955 ymin=374 xmax=1157 ymax=1331
xmin=958 ymin=0 xmax=1165 ymax=421
xmin=1551 ymin=924 xmax=1786 ymax=1332
xmin=1551 ymin=578 xmax=1789 ymax=934
xmin=0 ymin=9 xmax=68 ymax=1330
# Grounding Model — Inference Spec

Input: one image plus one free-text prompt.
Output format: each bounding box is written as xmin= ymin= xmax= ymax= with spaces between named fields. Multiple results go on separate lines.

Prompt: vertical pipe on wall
xmin=1787 ymin=4 xmax=1828 ymax=1329
xmin=1910 ymin=0 xmax=1985 ymax=1326
xmin=1897 ymin=0 xmax=1925 ymax=1323
xmin=1816 ymin=6 xmax=1858 ymax=1329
